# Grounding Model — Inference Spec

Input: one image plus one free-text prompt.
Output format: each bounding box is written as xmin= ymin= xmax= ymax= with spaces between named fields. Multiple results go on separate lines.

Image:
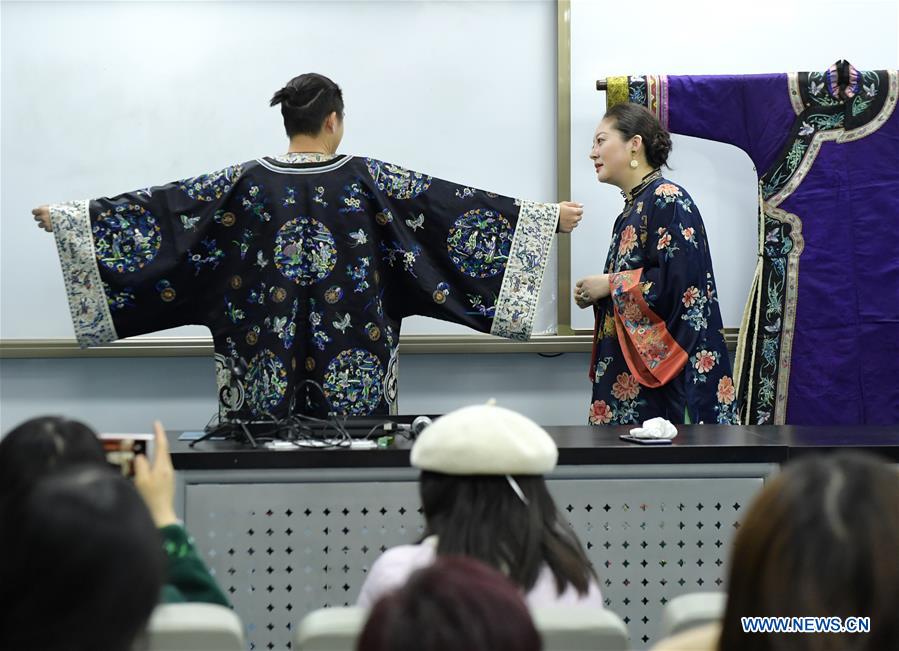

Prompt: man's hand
xmin=558 ymin=201 xmax=584 ymax=233
xmin=32 ymin=205 xmax=52 ymax=232
xmin=574 ymin=274 xmax=611 ymax=308
xmin=134 ymin=421 xmax=178 ymax=528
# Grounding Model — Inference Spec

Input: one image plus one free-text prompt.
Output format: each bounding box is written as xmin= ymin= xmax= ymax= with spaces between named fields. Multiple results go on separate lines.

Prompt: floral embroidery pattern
xmin=611 ymin=372 xmax=641 ymax=401
xmin=380 ymin=242 xmax=420 ymax=277
xmin=715 ymin=375 xmax=738 ymax=424
xmin=447 ymin=209 xmax=512 ymax=278
xmin=680 ymin=225 xmax=697 ymax=247
xmin=247 ymin=282 xmax=267 ymax=305
xmin=682 ymin=286 xmax=700 ymax=308
xmin=593 ymin=355 xmax=614 ymax=380
xmin=241 ymin=185 xmax=273 ymax=222
xmin=232 ymin=229 xmax=254 ymax=260
xmin=467 ymin=293 xmax=496 ymax=318
xmin=656 ymin=227 xmax=678 ymax=260
xmin=178 ymin=164 xmax=242 ymax=202
xmin=223 ymin=295 xmax=245 ymax=324
xmin=589 ymin=400 xmax=613 ymax=425
xmin=308 ymin=299 xmax=332 ymax=351
xmin=690 ymin=349 xmax=719 ymax=383
xmin=347 ymin=257 xmax=371 ymax=293
xmin=313 ymin=186 xmax=328 ymax=207
xmin=188 ymin=238 xmax=225 ymax=275
xmin=323 ymin=348 xmax=384 ymax=415
xmin=282 ymin=187 xmax=296 ymax=207
xmin=365 ymin=159 xmax=432 ymax=199
xmin=618 ymin=224 xmax=638 ymax=256
xmin=105 ymin=284 xmax=135 ymax=311
xmin=93 ymin=204 xmax=161 ymax=273
xmin=274 ymin=217 xmax=337 ymax=285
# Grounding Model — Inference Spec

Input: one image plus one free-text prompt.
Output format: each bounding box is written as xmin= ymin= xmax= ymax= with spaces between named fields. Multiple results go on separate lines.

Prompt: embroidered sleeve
xmin=609 ymin=268 xmax=687 ymax=387
xmin=50 ymin=163 xmax=245 ymax=346
xmin=360 ymin=158 xmax=558 ymax=340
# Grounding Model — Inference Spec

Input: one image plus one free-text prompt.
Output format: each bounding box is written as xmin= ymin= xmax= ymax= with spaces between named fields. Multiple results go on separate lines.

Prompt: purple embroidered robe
xmin=610 ymin=61 xmax=899 ymax=425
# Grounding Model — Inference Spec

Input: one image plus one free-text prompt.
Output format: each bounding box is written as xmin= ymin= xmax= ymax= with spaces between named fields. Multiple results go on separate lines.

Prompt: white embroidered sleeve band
xmin=51 ymin=200 xmax=118 ymax=348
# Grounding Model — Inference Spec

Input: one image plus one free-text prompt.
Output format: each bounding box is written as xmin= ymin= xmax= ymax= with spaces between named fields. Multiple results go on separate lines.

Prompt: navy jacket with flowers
xmin=50 ymin=154 xmax=558 ymax=419
xmin=588 ymin=173 xmax=736 ymax=425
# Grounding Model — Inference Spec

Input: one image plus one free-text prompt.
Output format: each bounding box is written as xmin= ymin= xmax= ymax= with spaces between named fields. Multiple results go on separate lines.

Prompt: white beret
xmin=410 ymin=403 xmax=558 ymax=475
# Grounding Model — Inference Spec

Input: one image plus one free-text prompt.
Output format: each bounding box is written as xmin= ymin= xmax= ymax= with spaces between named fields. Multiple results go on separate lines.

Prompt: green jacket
xmin=158 ymin=524 xmax=230 ymax=607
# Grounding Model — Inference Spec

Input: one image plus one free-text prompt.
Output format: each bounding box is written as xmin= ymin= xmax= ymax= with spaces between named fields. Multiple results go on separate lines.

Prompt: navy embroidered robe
xmin=588 ymin=174 xmax=736 ymax=426
xmin=50 ymin=153 xmax=558 ymax=419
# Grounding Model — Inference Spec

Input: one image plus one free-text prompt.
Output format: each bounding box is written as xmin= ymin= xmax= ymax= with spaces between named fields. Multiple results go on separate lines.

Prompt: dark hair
xmin=357 ymin=555 xmax=541 ymax=651
xmin=603 ymin=103 xmax=672 ymax=168
xmin=0 ymin=466 xmax=165 ymax=651
xmin=718 ymin=452 xmax=899 ymax=651
xmin=419 ymin=470 xmax=597 ymax=596
xmin=269 ymin=73 xmax=344 ymax=137
xmin=0 ymin=416 xmax=106 ymax=499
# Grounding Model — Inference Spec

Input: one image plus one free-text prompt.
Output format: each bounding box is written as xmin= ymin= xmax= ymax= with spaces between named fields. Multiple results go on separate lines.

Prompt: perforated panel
xmin=185 ymin=471 xmax=763 ymax=650
xmin=547 ymin=477 xmax=758 ymax=648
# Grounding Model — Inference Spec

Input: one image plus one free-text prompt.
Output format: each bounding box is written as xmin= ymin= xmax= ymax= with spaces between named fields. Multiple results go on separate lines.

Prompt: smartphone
xmin=618 ymin=434 xmax=674 ymax=445
xmin=98 ymin=433 xmax=155 ymax=478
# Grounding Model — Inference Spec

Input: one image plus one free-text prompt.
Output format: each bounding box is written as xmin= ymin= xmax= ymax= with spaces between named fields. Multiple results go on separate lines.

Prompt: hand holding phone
xmin=133 ymin=421 xmax=178 ymax=528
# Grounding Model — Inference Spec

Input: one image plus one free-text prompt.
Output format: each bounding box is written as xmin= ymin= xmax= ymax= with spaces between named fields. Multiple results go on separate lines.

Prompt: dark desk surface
xmin=169 ymin=424 xmax=899 ymax=471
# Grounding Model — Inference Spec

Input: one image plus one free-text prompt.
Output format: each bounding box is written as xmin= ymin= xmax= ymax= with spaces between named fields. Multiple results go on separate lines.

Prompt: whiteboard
xmin=569 ymin=0 xmax=899 ymax=330
xmin=0 ymin=0 xmax=558 ymax=340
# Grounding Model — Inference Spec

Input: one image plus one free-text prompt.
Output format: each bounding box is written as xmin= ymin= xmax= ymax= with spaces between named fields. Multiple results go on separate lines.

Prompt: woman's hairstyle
xmin=0 ymin=466 xmax=165 ymax=651
xmin=357 ymin=555 xmax=541 ymax=651
xmin=718 ymin=451 xmax=899 ymax=651
xmin=269 ymin=72 xmax=344 ymax=137
xmin=0 ymin=416 xmax=106 ymax=498
xmin=419 ymin=470 xmax=597 ymax=597
xmin=603 ymin=102 xmax=672 ymax=168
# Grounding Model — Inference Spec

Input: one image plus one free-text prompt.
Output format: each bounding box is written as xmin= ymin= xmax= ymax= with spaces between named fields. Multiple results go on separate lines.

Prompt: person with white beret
xmin=356 ymin=402 xmax=604 ymax=609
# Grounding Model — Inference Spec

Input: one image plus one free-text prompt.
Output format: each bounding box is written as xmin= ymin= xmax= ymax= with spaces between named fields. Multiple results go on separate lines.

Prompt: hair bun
xmin=650 ymin=130 xmax=672 ymax=166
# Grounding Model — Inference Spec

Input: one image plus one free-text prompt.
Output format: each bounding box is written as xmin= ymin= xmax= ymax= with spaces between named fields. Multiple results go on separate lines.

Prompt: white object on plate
xmin=629 ymin=417 xmax=678 ymax=440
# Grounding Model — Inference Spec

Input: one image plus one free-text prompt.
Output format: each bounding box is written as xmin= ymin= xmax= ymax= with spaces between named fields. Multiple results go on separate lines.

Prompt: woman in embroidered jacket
xmin=576 ymin=103 xmax=736 ymax=425
xmin=31 ymin=73 xmax=584 ymax=420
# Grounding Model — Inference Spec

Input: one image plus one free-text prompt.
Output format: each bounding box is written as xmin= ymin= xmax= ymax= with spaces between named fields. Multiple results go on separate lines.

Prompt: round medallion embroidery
xmin=323 ymin=349 xmax=384 ymax=416
xmin=446 ymin=209 xmax=512 ymax=278
xmin=93 ymin=204 xmax=161 ymax=274
xmin=274 ymin=217 xmax=337 ymax=285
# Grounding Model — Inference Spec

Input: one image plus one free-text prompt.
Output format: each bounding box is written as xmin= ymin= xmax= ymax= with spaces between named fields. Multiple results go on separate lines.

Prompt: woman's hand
xmin=558 ymin=201 xmax=584 ymax=233
xmin=134 ymin=421 xmax=178 ymax=528
xmin=32 ymin=205 xmax=52 ymax=232
xmin=574 ymin=274 xmax=610 ymax=308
